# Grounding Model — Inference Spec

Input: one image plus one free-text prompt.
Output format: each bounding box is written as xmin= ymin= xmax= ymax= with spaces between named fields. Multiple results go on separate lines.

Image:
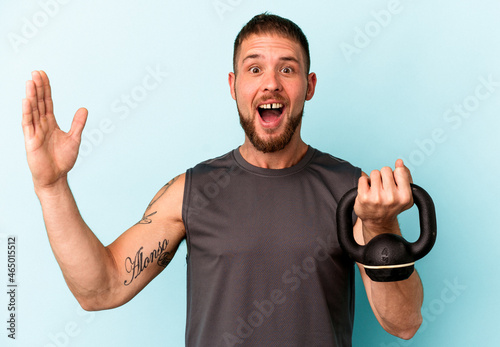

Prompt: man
xmin=22 ymin=13 xmax=423 ymax=346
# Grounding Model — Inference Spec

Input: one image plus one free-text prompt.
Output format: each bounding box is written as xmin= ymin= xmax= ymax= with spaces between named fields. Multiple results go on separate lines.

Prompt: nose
xmin=261 ymin=71 xmax=282 ymax=92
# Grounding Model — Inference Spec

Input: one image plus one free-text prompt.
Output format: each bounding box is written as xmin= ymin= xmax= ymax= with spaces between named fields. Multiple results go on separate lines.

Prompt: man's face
xmin=229 ymin=34 xmax=316 ymax=153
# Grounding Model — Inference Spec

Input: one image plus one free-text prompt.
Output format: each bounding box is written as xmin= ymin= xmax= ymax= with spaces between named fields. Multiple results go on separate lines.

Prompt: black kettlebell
xmin=337 ymin=183 xmax=437 ymax=282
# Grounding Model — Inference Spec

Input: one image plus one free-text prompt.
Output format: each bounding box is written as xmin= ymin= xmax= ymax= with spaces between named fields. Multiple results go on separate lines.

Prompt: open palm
xmin=22 ymin=71 xmax=88 ymax=188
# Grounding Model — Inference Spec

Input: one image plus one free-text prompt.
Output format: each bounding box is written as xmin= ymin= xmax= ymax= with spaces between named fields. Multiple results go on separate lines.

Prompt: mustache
xmin=254 ymin=93 xmax=288 ymax=106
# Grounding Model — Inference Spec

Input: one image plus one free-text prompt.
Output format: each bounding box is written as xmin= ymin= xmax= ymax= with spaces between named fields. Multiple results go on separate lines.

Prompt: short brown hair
xmin=233 ymin=13 xmax=310 ymax=74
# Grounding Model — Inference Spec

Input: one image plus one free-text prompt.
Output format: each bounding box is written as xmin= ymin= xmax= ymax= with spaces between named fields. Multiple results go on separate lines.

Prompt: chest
xmin=186 ymin=173 xmax=346 ymax=266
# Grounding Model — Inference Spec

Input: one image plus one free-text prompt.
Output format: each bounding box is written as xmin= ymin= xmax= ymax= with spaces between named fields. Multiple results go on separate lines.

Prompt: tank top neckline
xmin=231 ymin=145 xmax=316 ymax=177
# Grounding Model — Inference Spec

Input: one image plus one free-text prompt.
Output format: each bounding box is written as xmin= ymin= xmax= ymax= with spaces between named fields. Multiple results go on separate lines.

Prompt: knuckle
xmin=370 ymin=170 xmax=381 ymax=181
xmin=385 ymin=193 xmax=396 ymax=206
xmin=357 ymin=191 xmax=369 ymax=203
xmin=395 ymin=166 xmax=411 ymax=178
xmin=396 ymin=189 xmax=412 ymax=207
xmin=381 ymin=166 xmax=393 ymax=174
xmin=402 ymin=192 xmax=413 ymax=205
xmin=357 ymin=192 xmax=374 ymax=206
xmin=358 ymin=175 xmax=369 ymax=185
xmin=369 ymin=194 xmax=381 ymax=205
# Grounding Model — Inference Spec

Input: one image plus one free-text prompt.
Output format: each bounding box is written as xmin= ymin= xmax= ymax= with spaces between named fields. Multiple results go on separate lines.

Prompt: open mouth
xmin=257 ymin=103 xmax=284 ymax=124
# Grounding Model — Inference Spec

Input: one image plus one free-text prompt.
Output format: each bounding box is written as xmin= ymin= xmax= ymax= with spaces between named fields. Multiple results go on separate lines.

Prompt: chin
xmin=243 ymin=119 xmax=301 ymax=154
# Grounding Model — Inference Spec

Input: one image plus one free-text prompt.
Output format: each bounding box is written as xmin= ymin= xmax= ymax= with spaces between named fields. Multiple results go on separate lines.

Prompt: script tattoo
xmin=136 ymin=176 xmax=179 ymax=225
xmin=124 ymin=239 xmax=173 ymax=286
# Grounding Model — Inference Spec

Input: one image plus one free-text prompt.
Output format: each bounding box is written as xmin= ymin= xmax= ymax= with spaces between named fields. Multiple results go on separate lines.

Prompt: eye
xmin=249 ymin=66 xmax=261 ymax=74
xmin=281 ymin=67 xmax=293 ymax=74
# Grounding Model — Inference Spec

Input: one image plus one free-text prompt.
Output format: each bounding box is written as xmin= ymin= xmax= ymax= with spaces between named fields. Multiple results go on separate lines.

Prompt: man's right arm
xmin=23 ymin=71 xmax=186 ymax=311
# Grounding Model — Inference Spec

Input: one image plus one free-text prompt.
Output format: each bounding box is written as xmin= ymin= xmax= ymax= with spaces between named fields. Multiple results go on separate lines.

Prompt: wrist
xmin=361 ymin=218 xmax=401 ymax=243
xmin=34 ymin=176 xmax=70 ymax=199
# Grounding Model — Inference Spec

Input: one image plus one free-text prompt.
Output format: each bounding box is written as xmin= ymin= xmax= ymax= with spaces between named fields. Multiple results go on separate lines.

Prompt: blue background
xmin=1 ymin=1 xmax=499 ymax=346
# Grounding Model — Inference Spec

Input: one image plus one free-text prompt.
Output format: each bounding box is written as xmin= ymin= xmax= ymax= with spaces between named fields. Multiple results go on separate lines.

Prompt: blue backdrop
xmin=1 ymin=1 xmax=499 ymax=346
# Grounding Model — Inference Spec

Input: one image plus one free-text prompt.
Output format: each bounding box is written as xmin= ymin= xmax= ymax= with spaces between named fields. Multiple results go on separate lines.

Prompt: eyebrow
xmin=242 ymin=54 xmax=261 ymax=63
xmin=242 ymin=54 xmax=300 ymax=65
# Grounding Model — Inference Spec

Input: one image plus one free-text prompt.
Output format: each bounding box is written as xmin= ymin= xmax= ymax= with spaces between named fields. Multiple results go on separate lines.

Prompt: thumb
xmin=68 ymin=108 xmax=88 ymax=142
xmin=395 ymin=158 xmax=405 ymax=168
xmin=394 ymin=159 xmax=413 ymax=185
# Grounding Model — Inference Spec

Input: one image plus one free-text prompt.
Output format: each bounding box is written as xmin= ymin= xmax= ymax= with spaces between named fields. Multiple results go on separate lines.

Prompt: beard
xmin=237 ymin=102 xmax=304 ymax=154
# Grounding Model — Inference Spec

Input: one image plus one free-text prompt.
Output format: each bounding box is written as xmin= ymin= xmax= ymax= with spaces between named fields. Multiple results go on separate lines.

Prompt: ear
xmin=228 ymin=72 xmax=236 ymax=100
xmin=305 ymin=72 xmax=317 ymax=101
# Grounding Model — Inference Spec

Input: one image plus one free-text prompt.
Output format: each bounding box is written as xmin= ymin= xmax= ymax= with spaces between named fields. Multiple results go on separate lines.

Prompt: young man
xmin=22 ymin=13 xmax=423 ymax=347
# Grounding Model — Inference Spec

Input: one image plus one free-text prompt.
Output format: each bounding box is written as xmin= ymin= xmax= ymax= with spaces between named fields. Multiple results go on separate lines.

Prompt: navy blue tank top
xmin=183 ymin=146 xmax=361 ymax=346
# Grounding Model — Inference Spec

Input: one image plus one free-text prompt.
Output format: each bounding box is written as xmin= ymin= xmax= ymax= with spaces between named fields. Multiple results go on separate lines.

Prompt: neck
xmin=239 ymin=132 xmax=308 ymax=169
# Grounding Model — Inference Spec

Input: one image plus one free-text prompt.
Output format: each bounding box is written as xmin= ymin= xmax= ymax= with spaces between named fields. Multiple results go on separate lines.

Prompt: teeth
xmin=259 ymin=103 xmax=283 ymax=109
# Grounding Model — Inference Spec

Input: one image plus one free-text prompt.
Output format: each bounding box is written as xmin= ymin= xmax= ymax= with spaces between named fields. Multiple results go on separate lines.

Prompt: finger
xmin=31 ymin=71 xmax=46 ymax=118
xmin=68 ymin=108 xmax=88 ymax=142
xmin=354 ymin=173 xmax=370 ymax=213
xmin=38 ymin=70 xmax=58 ymax=131
xmin=39 ymin=71 xmax=54 ymax=116
xmin=357 ymin=172 xmax=370 ymax=195
xmin=380 ymin=166 xmax=397 ymax=192
xmin=394 ymin=159 xmax=413 ymax=207
xmin=369 ymin=169 xmax=382 ymax=195
xmin=21 ymin=98 xmax=35 ymax=140
xmin=394 ymin=159 xmax=413 ymax=186
xmin=25 ymin=80 xmax=40 ymax=127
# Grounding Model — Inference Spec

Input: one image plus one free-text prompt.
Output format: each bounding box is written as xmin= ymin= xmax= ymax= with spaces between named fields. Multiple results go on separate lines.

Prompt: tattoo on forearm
xmin=136 ymin=176 xmax=179 ymax=225
xmin=124 ymin=239 xmax=173 ymax=286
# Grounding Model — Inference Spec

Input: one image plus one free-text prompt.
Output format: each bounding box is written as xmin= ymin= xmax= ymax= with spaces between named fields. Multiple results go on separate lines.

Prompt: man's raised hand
xmin=22 ymin=71 xmax=88 ymax=190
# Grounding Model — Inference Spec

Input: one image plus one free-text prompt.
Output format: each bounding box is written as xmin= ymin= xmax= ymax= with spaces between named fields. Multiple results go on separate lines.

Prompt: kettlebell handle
xmin=337 ymin=183 xmax=437 ymax=265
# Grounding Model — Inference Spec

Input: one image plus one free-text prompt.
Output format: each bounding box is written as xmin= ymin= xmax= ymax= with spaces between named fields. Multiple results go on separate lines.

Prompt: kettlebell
xmin=337 ymin=183 xmax=437 ymax=282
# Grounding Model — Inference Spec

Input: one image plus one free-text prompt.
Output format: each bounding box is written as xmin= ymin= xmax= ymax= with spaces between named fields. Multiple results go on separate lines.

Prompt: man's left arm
xmin=353 ymin=160 xmax=423 ymax=339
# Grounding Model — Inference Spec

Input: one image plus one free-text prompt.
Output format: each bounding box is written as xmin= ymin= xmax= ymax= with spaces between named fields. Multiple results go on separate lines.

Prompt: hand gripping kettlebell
xmin=337 ymin=183 xmax=437 ymax=282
